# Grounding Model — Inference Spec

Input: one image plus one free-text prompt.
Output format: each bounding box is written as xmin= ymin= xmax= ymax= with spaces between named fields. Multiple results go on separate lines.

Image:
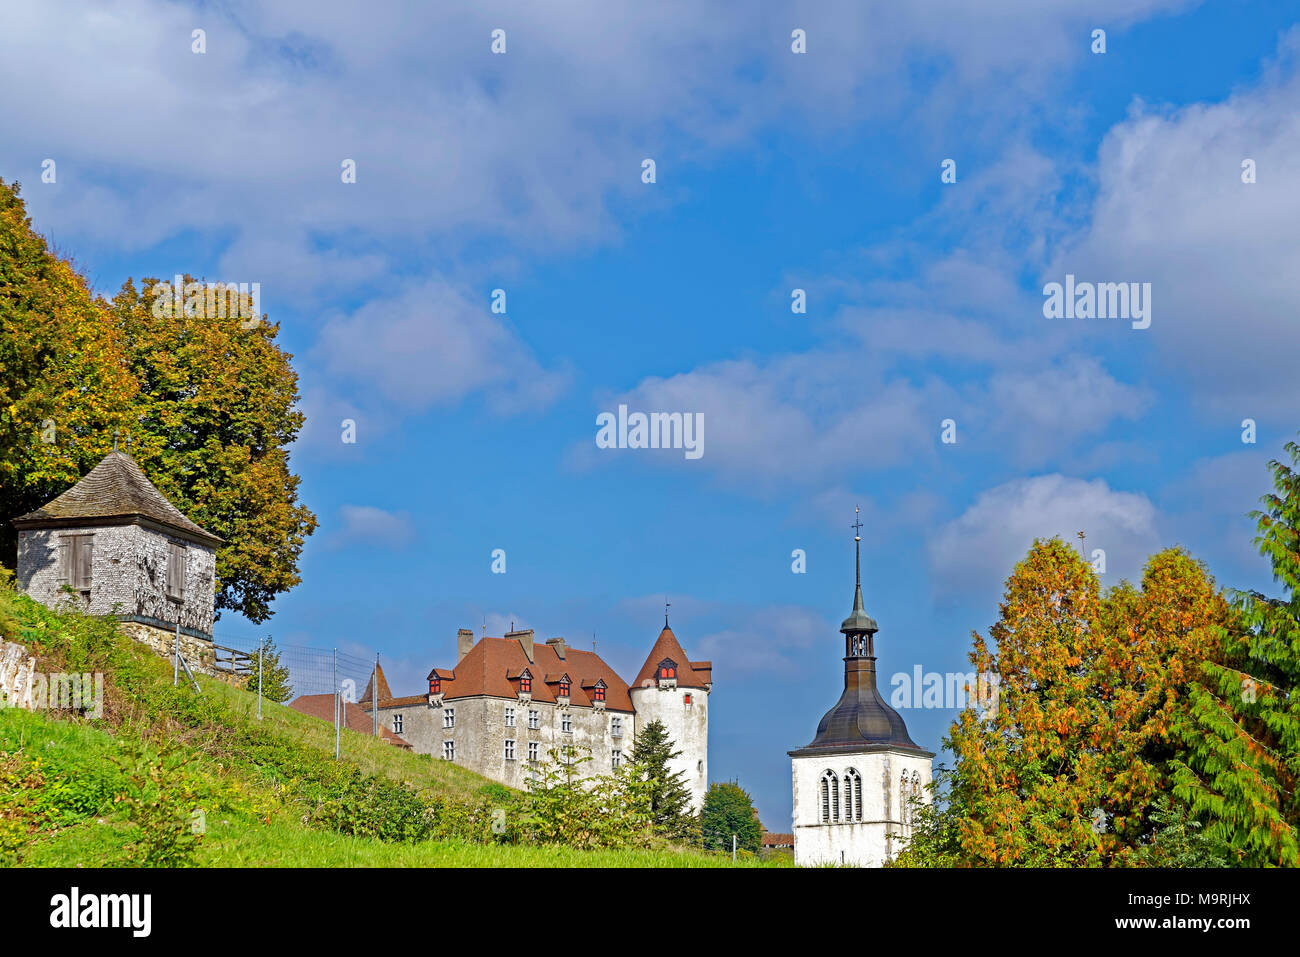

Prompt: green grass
xmin=0 ymin=584 xmax=787 ymax=868
xmin=20 ymin=812 xmax=782 ymax=868
xmin=199 ymin=677 xmax=492 ymax=801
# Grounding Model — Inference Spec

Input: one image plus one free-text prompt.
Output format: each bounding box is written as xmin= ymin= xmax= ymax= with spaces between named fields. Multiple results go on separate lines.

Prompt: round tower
xmin=628 ymin=613 xmax=712 ymax=812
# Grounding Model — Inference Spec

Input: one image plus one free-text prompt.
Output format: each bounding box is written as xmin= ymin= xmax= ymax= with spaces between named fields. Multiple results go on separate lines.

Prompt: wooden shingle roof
xmin=12 ymin=450 xmax=222 ymax=547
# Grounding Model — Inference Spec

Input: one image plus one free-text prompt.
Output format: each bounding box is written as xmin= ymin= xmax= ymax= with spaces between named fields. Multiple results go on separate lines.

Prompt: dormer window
xmin=428 ymin=676 xmax=441 ymax=695
xmin=558 ymin=677 xmax=571 ymax=698
xmin=518 ymin=670 xmax=532 ymax=694
xmin=657 ymin=659 xmax=677 ymax=681
xmin=593 ymin=682 xmax=605 ymax=703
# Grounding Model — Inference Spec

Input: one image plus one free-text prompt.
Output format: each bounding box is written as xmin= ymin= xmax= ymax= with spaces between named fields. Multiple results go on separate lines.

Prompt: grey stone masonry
xmin=13 ymin=450 xmax=222 ymax=646
xmin=16 ymin=523 xmax=217 ymax=636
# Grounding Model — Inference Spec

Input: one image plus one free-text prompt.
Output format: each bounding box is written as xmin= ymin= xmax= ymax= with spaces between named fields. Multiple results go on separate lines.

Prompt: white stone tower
xmin=789 ymin=509 xmax=933 ymax=867
xmin=628 ymin=610 xmax=712 ymax=812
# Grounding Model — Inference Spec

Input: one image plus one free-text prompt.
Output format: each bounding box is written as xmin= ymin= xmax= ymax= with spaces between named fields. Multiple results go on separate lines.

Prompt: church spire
xmin=840 ymin=506 xmax=878 ymax=654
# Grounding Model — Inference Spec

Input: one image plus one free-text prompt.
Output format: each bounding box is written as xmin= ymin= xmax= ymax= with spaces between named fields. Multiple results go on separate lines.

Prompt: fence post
xmin=333 ymin=647 xmax=340 ymax=761
xmin=173 ymin=624 xmax=179 ymax=687
xmin=257 ymin=637 xmax=263 ymax=720
xmin=732 ymin=833 xmax=737 ymax=863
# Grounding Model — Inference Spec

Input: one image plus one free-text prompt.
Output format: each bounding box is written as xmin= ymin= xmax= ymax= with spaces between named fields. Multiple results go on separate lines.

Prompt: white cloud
xmin=1053 ymin=30 xmax=1300 ymax=413
xmin=312 ymin=278 xmax=568 ymax=414
xmin=329 ymin=505 xmax=417 ymax=549
xmin=929 ymin=474 xmax=1160 ymax=598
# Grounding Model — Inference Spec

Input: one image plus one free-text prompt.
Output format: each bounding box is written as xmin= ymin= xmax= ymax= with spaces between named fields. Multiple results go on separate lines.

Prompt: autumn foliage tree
xmin=944 ymin=538 xmax=1233 ymax=866
xmin=0 ymin=178 xmax=316 ymax=622
xmin=105 ymin=278 xmax=316 ymax=622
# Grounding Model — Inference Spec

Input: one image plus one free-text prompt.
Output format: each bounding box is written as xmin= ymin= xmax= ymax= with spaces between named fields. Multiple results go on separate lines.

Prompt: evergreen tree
xmin=245 ymin=639 xmax=293 ymax=704
xmin=700 ymin=781 xmax=762 ymax=853
xmin=628 ymin=719 xmax=694 ymax=839
xmin=1171 ymin=436 xmax=1300 ymax=866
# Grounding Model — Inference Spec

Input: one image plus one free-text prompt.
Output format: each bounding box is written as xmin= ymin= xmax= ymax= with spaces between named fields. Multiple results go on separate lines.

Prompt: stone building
xmin=789 ymin=515 xmax=933 ymax=867
xmin=12 ymin=449 xmax=222 ymax=668
xmin=361 ymin=621 xmax=713 ymax=809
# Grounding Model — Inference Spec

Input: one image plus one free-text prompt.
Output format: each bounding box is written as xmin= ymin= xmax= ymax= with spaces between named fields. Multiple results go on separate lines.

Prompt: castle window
xmin=428 ymin=675 xmax=441 ymax=695
xmin=684 ymin=693 xmax=692 ymax=705
xmin=64 ymin=534 xmax=93 ymax=592
xmin=592 ymin=683 xmax=605 ymax=703
xmin=528 ymin=709 xmax=540 ymax=729
xmin=443 ymin=707 xmax=455 ymax=729
xmin=166 ymin=541 xmax=185 ymax=600
xmin=821 ymin=770 xmax=840 ymax=824
xmin=504 ymin=739 xmax=515 ymax=761
xmin=612 ymin=749 xmax=622 ymax=769
xmin=657 ymin=659 xmax=677 ymax=681
xmin=528 ymin=742 xmax=539 ymax=762
xmin=561 ymin=713 xmax=572 ymax=733
xmin=392 ymin=714 xmax=403 ymax=734
xmin=558 ymin=677 xmax=570 ymax=697
xmin=844 ymin=768 xmax=862 ymax=822
xmin=610 ymin=716 xmax=622 ymax=737
xmin=505 ymin=706 xmax=515 ymax=727
xmin=443 ymin=740 xmax=455 ymax=760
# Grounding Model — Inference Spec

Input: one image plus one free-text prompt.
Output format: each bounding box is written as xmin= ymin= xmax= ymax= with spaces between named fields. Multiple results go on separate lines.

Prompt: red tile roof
xmin=289 ymin=694 xmax=413 ymax=749
xmin=761 ymin=832 xmax=794 ymax=847
xmin=631 ymin=626 xmax=712 ymax=690
xmin=434 ymin=636 xmax=635 ymax=712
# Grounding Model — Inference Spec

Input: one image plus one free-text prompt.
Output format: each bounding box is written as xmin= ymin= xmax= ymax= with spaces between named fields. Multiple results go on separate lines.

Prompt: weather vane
xmin=665 ymin=598 xmax=671 ymax=627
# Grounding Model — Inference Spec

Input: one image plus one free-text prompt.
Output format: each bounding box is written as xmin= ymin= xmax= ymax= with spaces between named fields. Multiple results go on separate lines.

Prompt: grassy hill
xmin=0 ymin=583 xmax=783 ymax=867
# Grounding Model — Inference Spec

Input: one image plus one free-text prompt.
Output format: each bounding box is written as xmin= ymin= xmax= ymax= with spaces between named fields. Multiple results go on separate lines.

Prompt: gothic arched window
xmin=843 ymin=768 xmax=862 ymax=822
xmin=899 ymin=776 xmax=910 ymax=831
xmin=820 ymin=770 xmax=840 ymax=824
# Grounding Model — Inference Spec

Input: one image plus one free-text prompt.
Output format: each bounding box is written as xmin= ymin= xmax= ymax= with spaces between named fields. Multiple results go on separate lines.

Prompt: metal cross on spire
xmin=851 ymin=506 xmax=863 ymax=586
xmin=665 ymin=598 xmax=671 ymax=627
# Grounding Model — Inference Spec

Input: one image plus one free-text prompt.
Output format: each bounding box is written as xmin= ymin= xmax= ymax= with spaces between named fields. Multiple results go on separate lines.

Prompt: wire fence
xmin=203 ymin=631 xmax=387 ymax=759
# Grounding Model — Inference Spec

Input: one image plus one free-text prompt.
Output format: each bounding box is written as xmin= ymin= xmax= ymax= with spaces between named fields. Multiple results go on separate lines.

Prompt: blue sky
xmin=4 ymin=0 xmax=1300 ymax=827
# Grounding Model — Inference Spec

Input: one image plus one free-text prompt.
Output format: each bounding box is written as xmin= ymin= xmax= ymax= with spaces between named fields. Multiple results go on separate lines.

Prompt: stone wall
xmin=369 ymin=695 xmax=635 ymax=789
xmin=17 ymin=523 xmax=216 ymax=635
xmin=0 ymin=641 xmax=37 ymax=710
xmin=118 ymin=620 xmax=218 ymax=676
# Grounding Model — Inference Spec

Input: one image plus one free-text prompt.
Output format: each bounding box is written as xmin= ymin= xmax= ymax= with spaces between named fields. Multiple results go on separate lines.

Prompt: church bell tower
xmin=788 ymin=508 xmax=934 ymax=867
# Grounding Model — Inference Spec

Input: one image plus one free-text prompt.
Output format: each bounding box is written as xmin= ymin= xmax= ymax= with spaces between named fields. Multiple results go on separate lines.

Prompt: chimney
xmin=457 ymin=628 xmax=475 ymax=662
xmin=546 ymin=636 xmax=566 ymax=660
xmin=507 ymin=628 xmax=535 ymax=662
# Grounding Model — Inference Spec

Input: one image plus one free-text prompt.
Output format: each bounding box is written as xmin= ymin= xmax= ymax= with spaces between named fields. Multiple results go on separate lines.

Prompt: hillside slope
xmin=0 ymin=583 xmax=782 ymax=867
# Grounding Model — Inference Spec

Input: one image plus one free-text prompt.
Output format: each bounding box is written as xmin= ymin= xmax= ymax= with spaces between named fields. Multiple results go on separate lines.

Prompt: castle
xmin=360 ymin=620 xmax=713 ymax=810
